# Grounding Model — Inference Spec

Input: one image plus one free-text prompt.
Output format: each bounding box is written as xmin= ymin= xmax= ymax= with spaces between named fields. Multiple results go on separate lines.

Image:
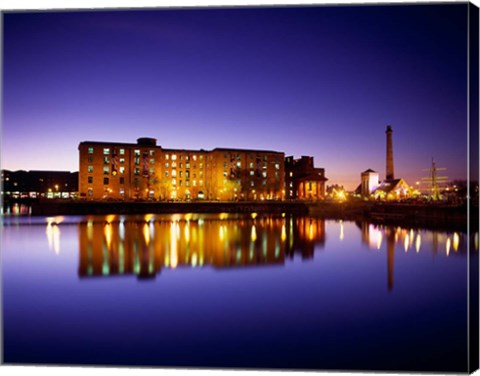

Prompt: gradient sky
xmin=2 ymin=4 xmax=471 ymax=189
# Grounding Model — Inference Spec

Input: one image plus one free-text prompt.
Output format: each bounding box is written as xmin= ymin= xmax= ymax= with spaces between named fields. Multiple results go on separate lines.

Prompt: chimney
xmin=386 ymin=125 xmax=394 ymax=180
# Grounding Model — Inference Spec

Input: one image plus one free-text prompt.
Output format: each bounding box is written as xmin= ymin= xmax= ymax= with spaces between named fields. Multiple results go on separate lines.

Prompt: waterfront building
xmin=1 ymin=169 xmax=78 ymax=199
xmin=284 ymin=156 xmax=327 ymax=200
xmin=360 ymin=169 xmax=380 ymax=197
xmin=78 ymin=138 xmax=286 ymax=201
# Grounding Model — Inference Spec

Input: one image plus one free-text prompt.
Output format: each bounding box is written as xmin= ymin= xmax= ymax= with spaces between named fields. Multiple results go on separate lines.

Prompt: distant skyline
xmin=2 ymin=3 xmax=472 ymax=189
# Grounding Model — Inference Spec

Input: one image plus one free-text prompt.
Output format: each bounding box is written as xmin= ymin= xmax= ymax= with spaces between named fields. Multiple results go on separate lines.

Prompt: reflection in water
xmin=43 ymin=214 xmax=470 ymax=290
xmin=78 ymin=215 xmax=326 ymax=280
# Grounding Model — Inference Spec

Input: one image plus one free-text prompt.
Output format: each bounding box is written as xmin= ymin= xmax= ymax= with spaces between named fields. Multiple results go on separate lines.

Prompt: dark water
xmin=1 ymin=213 xmax=476 ymax=371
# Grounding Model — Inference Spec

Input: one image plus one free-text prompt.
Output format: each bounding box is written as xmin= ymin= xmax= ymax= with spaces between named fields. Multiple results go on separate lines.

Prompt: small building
xmin=285 ymin=156 xmax=328 ymax=200
xmin=360 ymin=169 xmax=379 ymax=197
xmin=374 ymin=178 xmax=411 ymax=200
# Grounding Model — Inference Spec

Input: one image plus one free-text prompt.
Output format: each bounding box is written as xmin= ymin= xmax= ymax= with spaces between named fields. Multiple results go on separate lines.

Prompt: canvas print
xmin=1 ymin=2 xmax=479 ymax=373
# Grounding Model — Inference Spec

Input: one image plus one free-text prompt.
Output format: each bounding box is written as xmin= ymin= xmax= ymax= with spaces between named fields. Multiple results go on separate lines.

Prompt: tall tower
xmin=386 ymin=125 xmax=394 ymax=180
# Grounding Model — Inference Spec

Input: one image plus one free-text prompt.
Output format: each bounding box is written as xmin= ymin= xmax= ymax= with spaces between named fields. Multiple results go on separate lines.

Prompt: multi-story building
xmin=78 ymin=138 xmax=286 ymax=201
xmin=284 ymin=156 xmax=327 ymax=200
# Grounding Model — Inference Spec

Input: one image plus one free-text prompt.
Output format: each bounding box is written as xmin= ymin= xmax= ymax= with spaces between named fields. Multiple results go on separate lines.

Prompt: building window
xmin=134 ymin=150 xmax=140 ymax=156
xmin=179 ymin=180 xmax=183 ymax=187
xmin=223 ymin=171 xmax=228 ymax=177
xmin=263 ymin=162 xmax=267 ymax=169
xmin=199 ymin=180 xmax=203 ymax=186
xmin=88 ymin=147 xmax=94 ymax=154
xmin=87 ymin=188 xmax=93 ymax=196
xmin=171 ymin=155 xmax=177 ymax=160
xmin=179 ymin=163 xmax=183 ymax=169
xmin=104 ymin=157 xmax=110 ymax=164
xmin=192 ymin=155 xmax=197 ymax=161
xmin=193 ymin=180 xmax=197 ymax=187
xmin=262 ymin=180 xmax=267 ymax=186
xmin=199 ymin=155 xmax=203 ymax=160
xmin=120 ymin=177 xmax=125 ymax=185
xmin=224 ymin=162 xmax=228 ymax=168
xmin=165 ymin=171 xmax=169 ymax=177
xmin=165 ymin=154 xmax=170 ymax=160
xmin=87 ymin=165 xmax=93 ymax=173
xmin=186 ymin=162 xmax=190 ymax=169
xmin=172 ymin=170 xmax=177 ymax=177
xmin=149 ymin=150 xmax=155 ymax=156
xmin=149 ymin=168 xmax=155 ymax=175
xmin=236 ymin=161 xmax=241 ymax=168
xmin=119 ymin=166 xmax=125 ymax=174
xmin=275 ymin=163 xmax=280 ymax=170
xmin=186 ymin=171 xmax=190 ymax=179
xmin=289 ymin=172 xmax=293 ymax=177
xmin=104 ymin=177 xmax=109 ymax=185
xmin=87 ymin=156 xmax=93 ymax=163
xmin=250 ymin=170 xmax=254 ymax=176
xmin=120 ymin=148 xmax=125 ymax=155
xmin=165 ymin=162 xmax=169 ymax=168
xmin=134 ymin=168 xmax=140 ymax=175
xmin=172 ymin=178 xmax=176 ymax=186
xmin=134 ymin=157 xmax=140 ymax=165
xmin=262 ymin=171 xmax=267 ymax=178
xmin=103 ymin=166 xmax=110 ymax=174
xmin=179 ymin=171 xmax=183 ymax=178
xmin=185 ymin=180 xmax=190 ymax=187
xmin=249 ymin=162 xmax=254 ymax=168
xmin=199 ymin=171 xmax=203 ymax=178
xmin=185 ymin=155 xmax=190 ymax=161
xmin=250 ymin=181 xmax=254 ymax=187
xmin=289 ymin=182 xmax=293 ymax=187
xmin=120 ymin=188 xmax=125 ymax=196
xmin=88 ymin=176 xmax=93 ymax=184
xmin=103 ymin=148 xmax=110 ymax=155
xmin=172 ymin=162 xmax=177 ymax=168
xmin=150 ymin=158 xmax=155 ymax=164
xmin=119 ymin=158 xmax=125 ymax=164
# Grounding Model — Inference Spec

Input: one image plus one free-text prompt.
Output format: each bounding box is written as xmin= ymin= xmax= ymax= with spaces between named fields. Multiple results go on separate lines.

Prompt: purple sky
xmin=2 ymin=4 xmax=471 ymax=189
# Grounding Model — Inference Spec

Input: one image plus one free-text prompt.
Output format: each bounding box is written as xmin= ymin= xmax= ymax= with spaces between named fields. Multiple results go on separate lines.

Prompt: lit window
xmin=289 ymin=172 xmax=293 ymax=177
xmin=223 ymin=171 xmax=228 ymax=177
xmin=262 ymin=171 xmax=267 ymax=178
xmin=250 ymin=171 xmax=254 ymax=176
xmin=289 ymin=190 xmax=293 ymax=196
xmin=237 ymin=162 xmax=241 ymax=168
xmin=88 ymin=176 xmax=93 ymax=184
xmin=88 ymin=166 xmax=93 ymax=173
xmin=263 ymin=162 xmax=267 ymax=169
xmin=172 ymin=170 xmax=177 ymax=177
xmin=165 ymin=154 xmax=170 ymax=160
xmin=186 ymin=171 xmax=190 ymax=178
xmin=103 ymin=148 xmax=110 ymax=155
xmin=250 ymin=181 xmax=254 ymax=187
xmin=199 ymin=171 xmax=203 ymax=178
xmin=149 ymin=150 xmax=155 ymax=156
xmin=104 ymin=157 xmax=110 ymax=164
xmin=249 ymin=162 xmax=254 ymax=168
xmin=172 ymin=178 xmax=176 ymax=186
xmin=186 ymin=162 xmax=190 ymax=169
xmin=180 ymin=163 xmax=183 ymax=169
xmin=199 ymin=155 xmax=203 ymax=160
xmin=134 ymin=157 xmax=140 ymax=165
xmin=289 ymin=182 xmax=293 ymax=187
xmin=179 ymin=180 xmax=183 ymax=186
xmin=134 ymin=168 xmax=140 ymax=175
xmin=120 ymin=148 xmax=125 ymax=155
xmin=275 ymin=163 xmax=280 ymax=170
xmin=119 ymin=158 xmax=125 ymax=164
xmin=185 ymin=180 xmax=190 ymax=187
xmin=104 ymin=177 xmax=109 ymax=185
xmin=88 ymin=147 xmax=94 ymax=154
xmin=165 ymin=162 xmax=169 ymax=168
xmin=172 ymin=155 xmax=177 ymax=160
xmin=192 ymin=155 xmax=197 ymax=161
xmin=149 ymin=168 xmax=155 ymax=175
xmin=150 ymin=158 xmax=155 ymax=164
xmin=172 ymin=162 xmax=177 ymax=168
xmin=199 ymin=180 xmax=203 ymax=186
xmin=186 ymin=155 xmax=190 ymax=161
xmin=179 ymin=171 xmax=183 ymax=178
xmin=120 ymin=188 xmax=125 ymax=196
xmin=103 ymin=166 xmax=110 ymax=174
xmin=134 ymin=150 xmax=140 ymax=156
xmin=193 ymin=180 xmax=197 ymax=187
xmin=119 ymin=167 xmax=125 ymax=174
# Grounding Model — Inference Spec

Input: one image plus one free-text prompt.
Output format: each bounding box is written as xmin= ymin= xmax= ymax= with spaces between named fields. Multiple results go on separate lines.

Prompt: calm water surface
xmin=1 ymin=213 xmax=476 ymax=371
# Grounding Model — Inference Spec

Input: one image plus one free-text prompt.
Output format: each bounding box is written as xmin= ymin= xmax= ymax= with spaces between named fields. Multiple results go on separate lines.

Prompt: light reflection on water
xmin=1 ymin=213 xmax=476 ymax=370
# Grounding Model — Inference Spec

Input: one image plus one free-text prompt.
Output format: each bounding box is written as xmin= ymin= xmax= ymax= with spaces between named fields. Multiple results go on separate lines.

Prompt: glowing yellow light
xmin=308 ymin=223 xmax=315 ymax=240
xmin=143 ymin=223 xmax=150 ymax=245
xmin=376 ymin=232 xmax=382 ymax=250
xmin=251 ymin=212 xmax=258 ymax=220
xmin=219 ymin=225 xmax=225 ymax=241
xmin=185 ymin=224 xmax=190 ymax=242
xmin=339 ymin=220 xmax=344 ymax=241
xmin=87 ymin=220 xmax=93 ymax=241
xmin=184 ymin=213 xmax=193 ymax=221
xmin=415 ymin=233 xmax=421 ymax=253
xmin=281 ymin=224 xmax=286 ymax=242
xmin=219 ymin=213 xmax=228 ymax=220
xmin=404 ymin=234 xmax=409 ymax=252
xmin=409 ymin=230 xmax=414 ymax=247
xmin=106 ymin=214 xmax=115 ymax=224
xmin=170 ymin=222 xmax=178 ymax=268
xmin=446 ymin=238 xmax=451 ymax=256
xmin=453 ymin=233 xmax=459 ymax=252
xmin=281 ymin=213 xmax=286 ymax=218
xmin=475 ymin=232 xmax=479 ymax=251
xmin=144 ymin=214 xmax=154 ymax=223
xmin=251 ymin=225 xmax=257 ymax=242
xmin=104 ymin=223 xmax=113 ymax=249
xmin=192 ymin=253 xmax=198 ymax=267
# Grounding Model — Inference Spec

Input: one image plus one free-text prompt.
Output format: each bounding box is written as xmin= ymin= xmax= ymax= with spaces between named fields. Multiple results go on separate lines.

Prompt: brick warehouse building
xmin=78 ymin=138 xmax=287 ymax=201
